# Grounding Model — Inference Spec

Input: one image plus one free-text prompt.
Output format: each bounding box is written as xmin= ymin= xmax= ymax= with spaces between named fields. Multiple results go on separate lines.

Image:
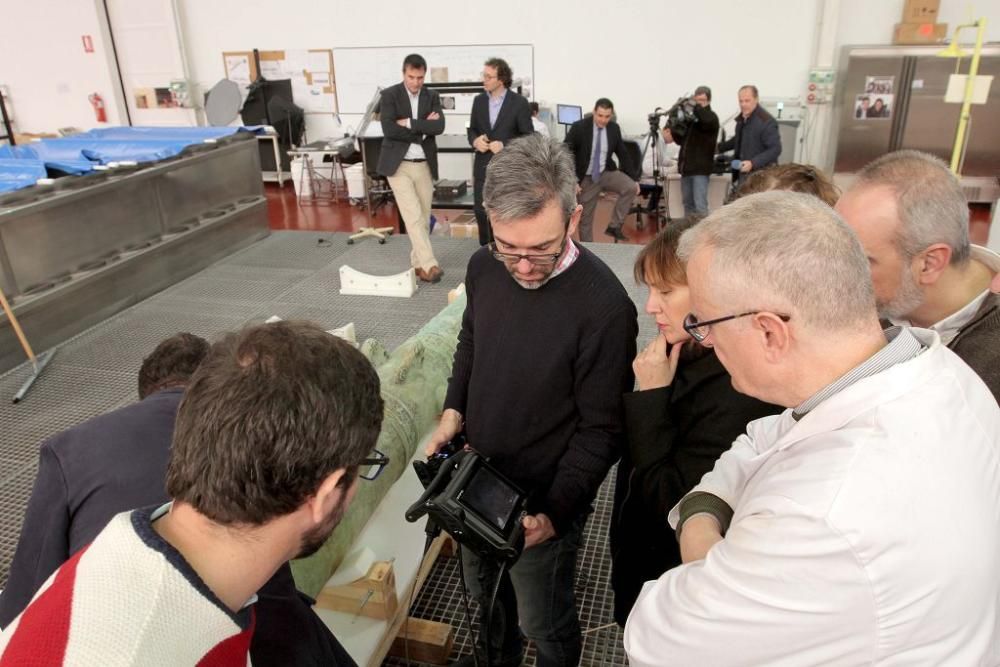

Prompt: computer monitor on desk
xmin=556 ymin=104 xmax=583 ymax=126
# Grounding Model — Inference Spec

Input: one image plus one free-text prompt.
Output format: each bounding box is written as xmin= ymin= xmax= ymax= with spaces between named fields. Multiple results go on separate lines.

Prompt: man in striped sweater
xmin=0 ymin=321 xmax=384 ymax=666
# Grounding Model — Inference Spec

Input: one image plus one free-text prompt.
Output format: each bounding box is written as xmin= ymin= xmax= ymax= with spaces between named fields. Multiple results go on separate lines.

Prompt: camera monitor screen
xmin=556 ymin=104 xmax=583 ymax=125
xmin=459 ymin=467 xmax=523 ymax=533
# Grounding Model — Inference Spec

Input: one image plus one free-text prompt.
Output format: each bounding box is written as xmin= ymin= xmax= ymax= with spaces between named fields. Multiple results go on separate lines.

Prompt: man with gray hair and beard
xmin=835 ymin=149 xmax=1000 ymax=400
xmin=427 ymin=133 xmax=637 ymax=666
xmin=624 ymin=192 xmax=1000 ymax=666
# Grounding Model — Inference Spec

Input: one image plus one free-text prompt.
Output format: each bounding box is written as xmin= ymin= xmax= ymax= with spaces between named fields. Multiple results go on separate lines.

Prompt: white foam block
xmin=339 ymin=265 xmax=417 ymax=298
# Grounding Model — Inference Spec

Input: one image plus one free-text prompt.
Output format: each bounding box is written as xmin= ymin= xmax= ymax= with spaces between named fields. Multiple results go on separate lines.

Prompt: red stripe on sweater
xmin=0 ymin=545 xmax=88 ymax=666
xmin=195 ymin=606 xmax=255 ymax=667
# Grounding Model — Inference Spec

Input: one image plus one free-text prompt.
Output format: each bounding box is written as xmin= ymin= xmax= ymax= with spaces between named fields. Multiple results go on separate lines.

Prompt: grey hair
xmin=677 ymin=191 xmax=876 ymax=332
xmin=483 ymin=134 xmax=577 ymax=224
xmin=853 ymin=149 xmax=970 ymax=265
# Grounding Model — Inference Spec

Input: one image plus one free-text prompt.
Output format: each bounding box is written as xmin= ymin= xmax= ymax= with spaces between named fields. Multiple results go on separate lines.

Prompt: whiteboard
xmin=333 ymin=44 xmax=533 ymax=114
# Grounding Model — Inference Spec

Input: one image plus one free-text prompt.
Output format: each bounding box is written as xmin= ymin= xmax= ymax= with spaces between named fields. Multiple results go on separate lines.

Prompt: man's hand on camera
xmin=522 ymin=513 xmax=555 ymax=548
xmin=425 ymin=408 xmax=463 ymax=456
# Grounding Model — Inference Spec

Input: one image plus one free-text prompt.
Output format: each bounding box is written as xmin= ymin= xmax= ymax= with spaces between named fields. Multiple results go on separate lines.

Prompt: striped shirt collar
xmin=793 ymin=326 xmax=925 ymax=420
xmin=550 ymin=238 xmax=580 ymax=280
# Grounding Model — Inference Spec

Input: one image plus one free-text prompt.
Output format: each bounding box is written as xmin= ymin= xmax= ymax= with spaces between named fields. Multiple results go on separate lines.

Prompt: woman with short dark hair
xmin=609 ymin=219 xmax=781 ymax=626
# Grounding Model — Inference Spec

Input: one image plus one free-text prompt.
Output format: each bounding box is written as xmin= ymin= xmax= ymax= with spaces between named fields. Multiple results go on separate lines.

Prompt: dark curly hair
xmin=484 ymin=57 xmax=513 ymax=88
xmin=137 ymin=332 xmax=209 ymax=399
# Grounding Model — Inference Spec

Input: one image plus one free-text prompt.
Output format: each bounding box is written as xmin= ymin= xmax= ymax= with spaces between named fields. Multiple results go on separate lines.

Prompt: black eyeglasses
xmin=683 ymin=311 xmax=791 ymax=342
xmin=489 ymin=234 xmax=566 ymax=268
xmin=360 ymin=450 xmax=390 ymax=481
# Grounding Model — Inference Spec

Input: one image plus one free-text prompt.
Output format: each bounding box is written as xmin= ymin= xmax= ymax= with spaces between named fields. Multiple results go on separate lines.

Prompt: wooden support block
xmin=315 ymin=560 xmax=399 ymax=620
xmin=389 ymin=618 xmax=455 ymax=665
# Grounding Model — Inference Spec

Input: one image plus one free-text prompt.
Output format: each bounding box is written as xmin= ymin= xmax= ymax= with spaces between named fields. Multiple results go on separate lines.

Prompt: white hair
xmin=677 ymin=191 xmax=876 ymax=331
xmin=853 ymin=150 xmax=970 ymax=265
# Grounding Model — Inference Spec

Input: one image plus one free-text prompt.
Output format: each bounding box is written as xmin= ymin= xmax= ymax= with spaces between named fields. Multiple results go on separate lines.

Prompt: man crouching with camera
xmin=426 ymin=133 xmax=637 ymax=667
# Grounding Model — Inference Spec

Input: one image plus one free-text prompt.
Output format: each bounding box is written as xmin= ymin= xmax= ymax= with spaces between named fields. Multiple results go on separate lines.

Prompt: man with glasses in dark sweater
xmin=426 ymin=133 xmax=638 ymax=667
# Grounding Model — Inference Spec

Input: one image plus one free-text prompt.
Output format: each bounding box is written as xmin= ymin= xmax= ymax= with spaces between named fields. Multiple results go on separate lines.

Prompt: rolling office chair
xmin=348 ymin=136 xmax=394 ymax=245
xmin=621 ymin=139 xmax=650 ymax=230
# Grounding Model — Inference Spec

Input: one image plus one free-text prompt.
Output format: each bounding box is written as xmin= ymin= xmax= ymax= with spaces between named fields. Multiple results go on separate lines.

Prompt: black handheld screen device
xmin=407 ymin=447 xmax=527 ymax=563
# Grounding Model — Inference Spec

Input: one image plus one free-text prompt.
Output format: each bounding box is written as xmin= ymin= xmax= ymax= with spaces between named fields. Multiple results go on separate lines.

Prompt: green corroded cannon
xmin=290 ymin=292 xmax=465 ymax=597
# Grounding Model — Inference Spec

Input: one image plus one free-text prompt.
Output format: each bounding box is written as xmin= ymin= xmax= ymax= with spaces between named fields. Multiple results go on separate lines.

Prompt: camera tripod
xmin=636 ymin=119 xmax=671 ymax=232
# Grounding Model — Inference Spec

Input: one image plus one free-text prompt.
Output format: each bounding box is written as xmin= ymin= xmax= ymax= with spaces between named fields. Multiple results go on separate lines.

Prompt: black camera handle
xmin=404 ymin=449 xmax=467 ymax=523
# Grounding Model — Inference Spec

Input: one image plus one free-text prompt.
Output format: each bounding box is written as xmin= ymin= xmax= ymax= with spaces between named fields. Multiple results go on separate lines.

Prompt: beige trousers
xmin=387 ymin=160 xmax=437 ymax=270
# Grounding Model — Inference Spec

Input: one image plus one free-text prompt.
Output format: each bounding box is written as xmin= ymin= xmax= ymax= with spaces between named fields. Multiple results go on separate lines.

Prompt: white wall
xmin=0 ymin=0 xmax=127 ymax=133
xmin=177 ymin=0 xmax=821 ymax=140
xmin=6 ymin=0 xmax=999 ymax=160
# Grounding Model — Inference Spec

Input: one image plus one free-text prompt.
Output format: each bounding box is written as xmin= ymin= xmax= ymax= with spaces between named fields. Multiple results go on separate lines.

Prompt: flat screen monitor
xmin=556 ymin=104 xmax=583 ymax=125
xmin=459 ymin=466 xmax=523 ymax=534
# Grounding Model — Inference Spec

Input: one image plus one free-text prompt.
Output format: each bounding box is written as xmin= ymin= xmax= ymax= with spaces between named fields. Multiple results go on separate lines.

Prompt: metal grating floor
xmin=0 ymin=230 xmax=654 ymax=665
xmin=385 ymin=468 xmax=628 ymax=667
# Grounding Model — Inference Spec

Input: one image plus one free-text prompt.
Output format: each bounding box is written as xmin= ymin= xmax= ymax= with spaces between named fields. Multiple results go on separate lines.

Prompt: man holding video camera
xmin=427 ymin=133 xmax=637 ymax=667
xmin=672 ymin=86 xmax=720 ymax=218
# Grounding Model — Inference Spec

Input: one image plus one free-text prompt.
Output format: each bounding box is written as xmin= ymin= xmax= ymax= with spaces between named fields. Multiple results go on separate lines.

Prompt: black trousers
xmin=473 ymin=158 xmax=493 ymax=246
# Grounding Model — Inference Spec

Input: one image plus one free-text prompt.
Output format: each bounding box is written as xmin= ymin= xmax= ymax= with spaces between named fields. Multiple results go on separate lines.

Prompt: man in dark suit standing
xmin=377 ymin=54 xmax=445 ymax=283
xmin=564 ymin=98 xmax=639 ymax=242
xmin=718 ymin=84 xmax=781 ymax=187
xmin=468 ymin=57 xmax=533 ymax=246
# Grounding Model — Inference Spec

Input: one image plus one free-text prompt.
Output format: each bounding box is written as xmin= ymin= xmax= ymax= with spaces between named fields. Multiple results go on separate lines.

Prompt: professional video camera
xmin=647 ymin=107 xmax=668 ymax=134
xmin=663 ymin=95 xmax=699 ymax=137
xmin=406 ymin=435 xmax=528 ymax=564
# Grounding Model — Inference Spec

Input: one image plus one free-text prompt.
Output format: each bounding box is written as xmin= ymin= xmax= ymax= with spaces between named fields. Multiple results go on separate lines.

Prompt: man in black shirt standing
xmin=427 ymin=133 xmax=638 ymax=667
xmin=675 ymin=86 xmax=720 ymax=218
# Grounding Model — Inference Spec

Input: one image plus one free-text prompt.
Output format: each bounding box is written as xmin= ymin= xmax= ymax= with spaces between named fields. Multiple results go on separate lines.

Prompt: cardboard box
xmin=449 ymin=221 xmax=478 ymax=239
xmin=13 ymin=132 xmax=58 ymax=144
xmin=893 ymin=22 xmax=947 ymax=45
xmin=901 ymin=0 xmax=939 ymax=23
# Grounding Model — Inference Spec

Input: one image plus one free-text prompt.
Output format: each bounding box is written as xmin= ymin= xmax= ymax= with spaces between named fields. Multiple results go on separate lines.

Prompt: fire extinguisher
xmin=89 ymin=93 xmax=107 ymax=123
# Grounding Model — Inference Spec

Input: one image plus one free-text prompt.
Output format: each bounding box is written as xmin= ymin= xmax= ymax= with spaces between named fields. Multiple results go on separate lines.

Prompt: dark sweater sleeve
xmin=627 ymin=361 xmax=781 ymax=525
xmin=623 ymin=387 xmax=676 ymax=469
xmin=443 ymin=258 xmax=478 ymax=417
xmin=0 ymin=444 xmax=71 ymax=628
xmin=544 ymin=301 xmax=638 ymax=534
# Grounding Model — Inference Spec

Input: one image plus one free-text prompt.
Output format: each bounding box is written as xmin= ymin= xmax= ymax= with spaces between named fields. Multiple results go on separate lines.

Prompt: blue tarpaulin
xmin=0 ymin=159 xmax=47 ymax=193
xmin=0 ymin=126 xmax=266 ymax=191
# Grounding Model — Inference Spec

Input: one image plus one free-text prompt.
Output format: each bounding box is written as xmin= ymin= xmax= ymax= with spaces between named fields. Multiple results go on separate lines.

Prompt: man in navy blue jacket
xmin=718 ymin=85 xmax=781 ymax=186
